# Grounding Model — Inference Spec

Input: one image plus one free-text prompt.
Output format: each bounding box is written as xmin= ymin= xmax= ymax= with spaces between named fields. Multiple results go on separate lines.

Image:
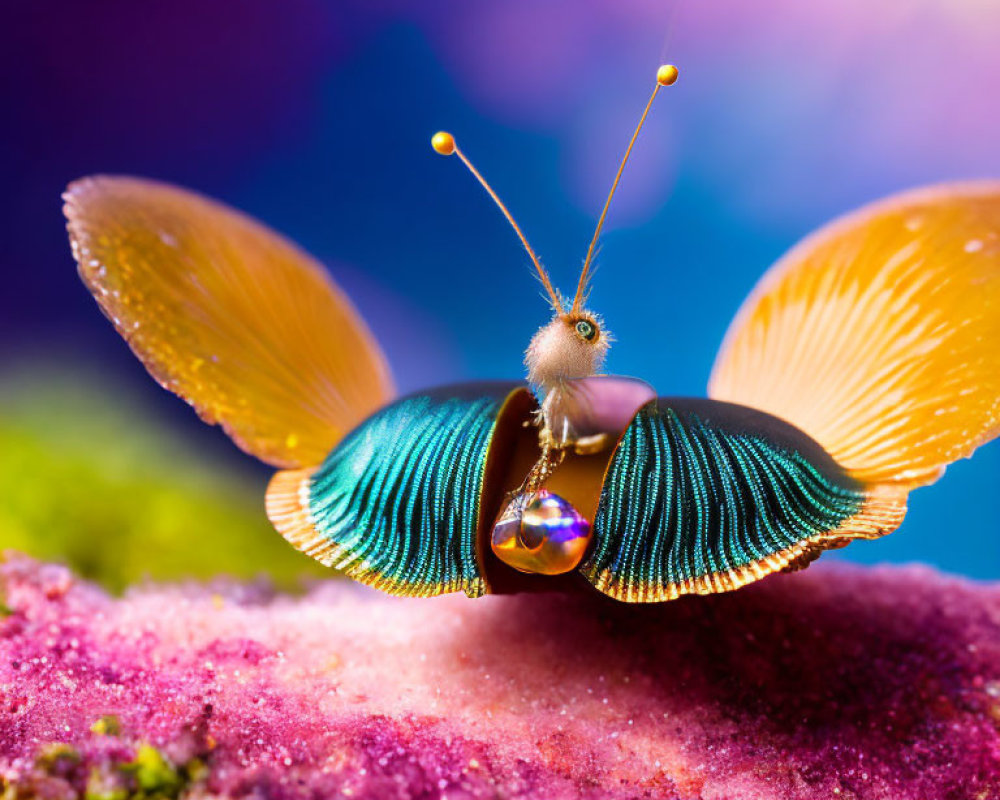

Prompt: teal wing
xmin=267 ymin=386 xmax=514 ymax=598
xmin=582 ymin=400 xmax=904 ymax=603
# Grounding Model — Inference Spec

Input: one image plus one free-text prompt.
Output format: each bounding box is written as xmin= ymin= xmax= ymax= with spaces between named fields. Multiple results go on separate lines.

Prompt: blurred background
xmin=2 ymin=0 xmax=999 ymax=588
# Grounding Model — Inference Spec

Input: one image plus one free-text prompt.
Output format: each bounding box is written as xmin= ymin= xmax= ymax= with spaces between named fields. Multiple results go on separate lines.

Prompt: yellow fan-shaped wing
xmin=66 ymin=176 xmax=395 ymax=468
xmin=710 ymin=182 xmax=1000 ymax=488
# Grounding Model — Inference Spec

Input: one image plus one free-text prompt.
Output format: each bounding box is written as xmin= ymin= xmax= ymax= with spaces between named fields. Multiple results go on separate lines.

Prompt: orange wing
xmin=66 ymin=176 xmax=395 ymax=468
xmin=710 ymin=182 xmax=1000 ymax=488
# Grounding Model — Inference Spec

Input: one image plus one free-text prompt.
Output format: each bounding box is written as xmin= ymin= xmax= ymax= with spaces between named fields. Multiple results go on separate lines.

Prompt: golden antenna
xmin=432 ymin=131 xmax=564 ymax=313
xmin=571 ymin=64 xmax=678 ymax=314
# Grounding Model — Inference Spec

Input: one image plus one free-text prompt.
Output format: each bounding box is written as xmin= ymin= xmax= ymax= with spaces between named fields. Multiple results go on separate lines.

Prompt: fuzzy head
xmin=432 ymin=65 xmax=679 ymax=413
xmin=525 ymin=312 xmax=611 ymax=394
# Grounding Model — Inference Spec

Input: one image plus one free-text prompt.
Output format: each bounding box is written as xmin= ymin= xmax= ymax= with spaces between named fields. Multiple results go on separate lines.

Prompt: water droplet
xmin=490 ymin=490 xmax=592 ymax=575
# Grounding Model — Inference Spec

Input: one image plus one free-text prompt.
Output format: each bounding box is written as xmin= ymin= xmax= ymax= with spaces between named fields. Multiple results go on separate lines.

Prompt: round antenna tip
xmin=656 ymin=64 xmax=679 ymax=86
xmin=432 ymin=131 xmax=456 ymax=156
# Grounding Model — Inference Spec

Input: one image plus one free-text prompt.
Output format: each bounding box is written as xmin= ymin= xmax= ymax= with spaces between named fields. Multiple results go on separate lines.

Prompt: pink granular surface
xmin=1 ymin=553 xmax=999 ymax=799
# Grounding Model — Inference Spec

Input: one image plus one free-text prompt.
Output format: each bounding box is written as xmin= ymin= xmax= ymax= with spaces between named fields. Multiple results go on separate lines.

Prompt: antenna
xmin=432 ymin=131 xmax=564 ymax=313
xmin=571 ymin=64 xmax=678 ymax=314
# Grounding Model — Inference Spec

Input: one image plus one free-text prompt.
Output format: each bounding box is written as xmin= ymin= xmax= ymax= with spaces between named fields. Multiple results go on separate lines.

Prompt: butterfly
xmin=65 ymin=65 xmax=1000 ymax=602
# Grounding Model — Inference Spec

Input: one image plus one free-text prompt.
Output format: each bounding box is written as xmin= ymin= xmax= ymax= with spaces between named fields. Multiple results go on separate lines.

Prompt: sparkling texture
xmin=586 ymin=403 xmax=868 ymax=601
xmin=308 ymin=392 xmax=505 ymax=598
xmin=491 ymin=490 xmax=592 ymax=575
xmin=1 ymin=554 xmax=998 ymax=799
xmin=64 ymin=176 xmax=394 ymax=470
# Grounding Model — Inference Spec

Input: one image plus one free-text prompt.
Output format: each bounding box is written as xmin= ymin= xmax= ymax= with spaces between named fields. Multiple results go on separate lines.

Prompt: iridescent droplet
xmin=490 ymin=490 xmax=592 ymax=575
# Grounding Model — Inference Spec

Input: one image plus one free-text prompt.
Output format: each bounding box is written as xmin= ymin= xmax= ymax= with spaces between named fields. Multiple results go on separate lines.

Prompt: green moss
xmin=36 ymin=743 xmax=82 ymax=771
xmin=122 ymin=746 xmax=184 ymax=799
xmin=90 ymin=716 xmax=122 ymax=736
xmin=78 ymin=745 xmax=203 ymax=800
xmin=84 ymin=787 xmax=129 ymax=800
xmin=84 ymin=767 xmax=129 ymax=800
xmin=0 ymin=368 xmax=328 ymax=591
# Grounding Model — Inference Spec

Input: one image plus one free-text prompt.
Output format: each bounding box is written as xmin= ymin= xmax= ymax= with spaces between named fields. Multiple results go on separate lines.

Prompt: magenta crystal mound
xmin=1 ymin=554 xmax=998 ymax=799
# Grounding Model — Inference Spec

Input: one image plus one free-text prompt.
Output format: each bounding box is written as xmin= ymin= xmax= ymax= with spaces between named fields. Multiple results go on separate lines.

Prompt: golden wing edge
xmin=64 ymin=174 xmax=396 ymax=469
xmin=709 ymin=179 xmax=1000 ymax=490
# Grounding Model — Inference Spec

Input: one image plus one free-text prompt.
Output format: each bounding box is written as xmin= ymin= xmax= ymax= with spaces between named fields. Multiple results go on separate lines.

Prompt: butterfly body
xmin=265 ymin=380 xmax=901 ymax=600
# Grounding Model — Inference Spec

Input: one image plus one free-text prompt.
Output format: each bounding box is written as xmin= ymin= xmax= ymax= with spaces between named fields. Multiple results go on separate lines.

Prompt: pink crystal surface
xmin=1 ymin=553 xmax=998 ymax=799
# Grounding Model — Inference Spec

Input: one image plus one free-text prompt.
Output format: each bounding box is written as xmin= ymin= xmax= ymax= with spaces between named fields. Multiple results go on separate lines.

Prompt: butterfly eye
xmin=575 ymin=319 xmax=597 ymax=342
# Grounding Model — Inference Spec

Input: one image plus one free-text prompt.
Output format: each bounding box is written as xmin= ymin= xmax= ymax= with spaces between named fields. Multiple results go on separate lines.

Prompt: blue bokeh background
xmin=3 ymin=1 xmax=999 ymax=577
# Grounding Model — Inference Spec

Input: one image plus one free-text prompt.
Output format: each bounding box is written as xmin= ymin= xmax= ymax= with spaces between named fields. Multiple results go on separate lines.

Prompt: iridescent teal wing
xmin=267 ymin=384 xmax=518 ymax=598
xmin=582 ymin=398 xmax=902 ymax=602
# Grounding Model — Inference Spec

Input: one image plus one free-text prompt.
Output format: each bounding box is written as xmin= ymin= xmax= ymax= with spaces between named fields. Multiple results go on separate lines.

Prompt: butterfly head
xmin=432 ymin=64 xmax=677 ymax=433
xmin=525 ymin=311 xmax=610 ymax=396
